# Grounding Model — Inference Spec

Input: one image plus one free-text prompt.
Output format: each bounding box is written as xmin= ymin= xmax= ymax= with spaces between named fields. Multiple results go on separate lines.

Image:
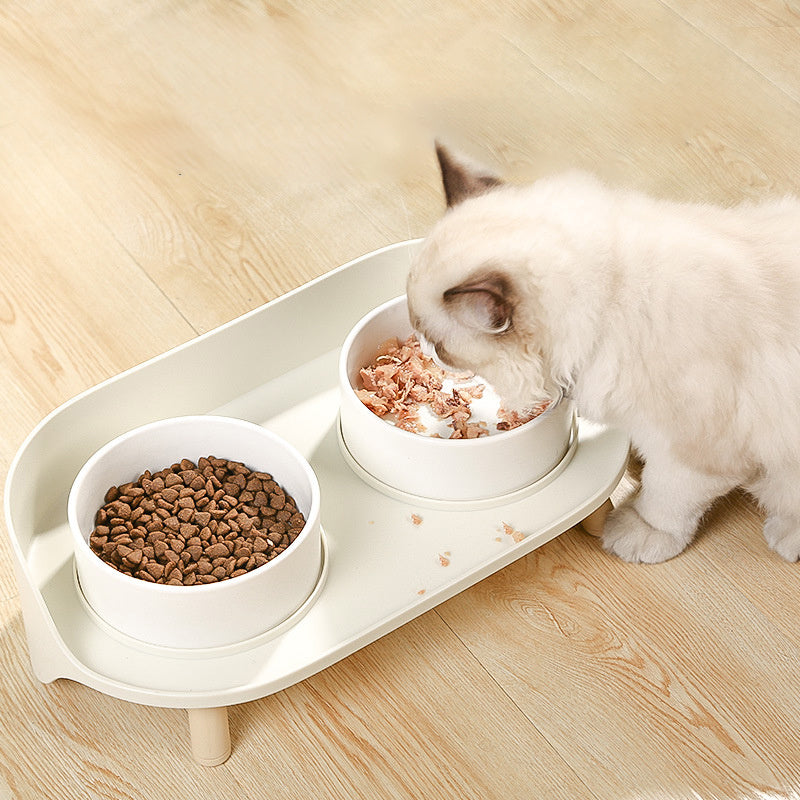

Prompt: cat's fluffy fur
xmin=407 ymin=144 xmax=800 ymax=563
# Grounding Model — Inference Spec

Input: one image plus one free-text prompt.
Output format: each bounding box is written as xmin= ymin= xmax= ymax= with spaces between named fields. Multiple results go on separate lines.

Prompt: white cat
xmin=406 ymin=144 xmax=800 ymax=563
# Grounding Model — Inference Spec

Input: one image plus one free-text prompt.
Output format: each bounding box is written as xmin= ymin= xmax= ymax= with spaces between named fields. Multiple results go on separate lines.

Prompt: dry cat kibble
xmin=89 ymin=456 xmax=306 ymax=586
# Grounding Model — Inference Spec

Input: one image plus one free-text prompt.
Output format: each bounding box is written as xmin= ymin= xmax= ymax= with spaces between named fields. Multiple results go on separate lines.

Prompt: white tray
xmin=5 ymin=240 xmax=629 ymax=710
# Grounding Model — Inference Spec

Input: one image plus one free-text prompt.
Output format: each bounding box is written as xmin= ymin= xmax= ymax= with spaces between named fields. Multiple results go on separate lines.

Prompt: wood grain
xmin=2 ymin=1 xmax=800 ymax=797
xmin=438 ymin=530 xmax=800 ymax=798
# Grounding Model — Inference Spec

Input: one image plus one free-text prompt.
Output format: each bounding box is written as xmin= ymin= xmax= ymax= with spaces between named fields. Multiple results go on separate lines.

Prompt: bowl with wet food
xmin=338 ymin=295 xmax=576 ymax=503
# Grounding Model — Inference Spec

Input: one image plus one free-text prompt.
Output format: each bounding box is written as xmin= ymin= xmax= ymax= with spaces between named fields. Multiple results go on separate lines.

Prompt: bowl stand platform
xmin=4 ymin=241 xmax=629 ymax=765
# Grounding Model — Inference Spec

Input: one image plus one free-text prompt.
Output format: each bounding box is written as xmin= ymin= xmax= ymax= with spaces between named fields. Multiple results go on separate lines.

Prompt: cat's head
xmin=407 ymin=144 xmax=568 ymax=411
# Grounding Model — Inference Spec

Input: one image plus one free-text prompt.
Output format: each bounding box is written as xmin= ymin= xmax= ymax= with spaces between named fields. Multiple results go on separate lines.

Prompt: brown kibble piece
xmin=146 ymin=562 xmax=165 ymax=580
xmin=203 ymin=542 xmax=227 ymax=559
xmin=161 ymin=487 xmax=180 ymax=503
xmin=269 ymin=492 xmax=285 ymax=510
xmin=186 ymin=545 xmax=203 ymax=561
xmin=194 ymin=511 xmax=211 ymax=527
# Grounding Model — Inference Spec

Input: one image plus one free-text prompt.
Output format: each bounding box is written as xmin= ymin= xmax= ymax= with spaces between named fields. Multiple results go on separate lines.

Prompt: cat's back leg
xmin=749 ymin=468 xmax=800 ymax=562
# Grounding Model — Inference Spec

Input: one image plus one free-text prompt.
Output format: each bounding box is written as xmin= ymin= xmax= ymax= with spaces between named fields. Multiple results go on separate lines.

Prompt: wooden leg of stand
xmin=187 ymin=707 xmax=232 ymax=766
xmin=580 ymin=498 xmax=613 ymax=538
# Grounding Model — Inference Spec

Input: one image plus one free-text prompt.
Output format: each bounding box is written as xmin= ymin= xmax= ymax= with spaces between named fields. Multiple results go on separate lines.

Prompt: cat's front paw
xmin=602 ymin=506 xmax=689 ymax=564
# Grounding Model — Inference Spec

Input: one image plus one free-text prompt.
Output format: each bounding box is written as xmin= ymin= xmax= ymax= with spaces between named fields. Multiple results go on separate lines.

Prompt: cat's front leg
xmin=603 ymin=448 xmax=736 ymax=564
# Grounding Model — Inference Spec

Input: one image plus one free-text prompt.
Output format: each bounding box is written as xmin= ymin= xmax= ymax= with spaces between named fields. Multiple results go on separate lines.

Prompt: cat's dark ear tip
xmin=433 ymin=140 xmax=454 ymax=172
xmin=432 ymin=141 xmax=503 ymax=208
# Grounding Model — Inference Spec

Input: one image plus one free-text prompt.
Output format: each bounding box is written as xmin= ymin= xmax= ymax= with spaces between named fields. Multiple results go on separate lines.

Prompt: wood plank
xmin=691 ymin=489 xmax=800 ymax=653
xmin=438 ymin=529 xmax=800 ymax=798
xmin=0 ymin=126 xmax=195 ymax=414
xmin=662 ymin=0 xmax=800 ymax=103
xmin=2 ymin=0 xmax=800 ymax=795
xmin=0 ymin=1 xmax=437 ymax=333
xmin=0 ymin=607 xmax=593 ymax=799
xmin=236 ymin=615 xmax=595 ymax=799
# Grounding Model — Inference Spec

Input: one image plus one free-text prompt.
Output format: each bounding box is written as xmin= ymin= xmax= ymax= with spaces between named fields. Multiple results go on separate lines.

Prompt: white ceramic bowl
xmin=68 ymin=415 xmax=322 ymax=649
xmin=338 ymin=295 xmax=576 ymax=503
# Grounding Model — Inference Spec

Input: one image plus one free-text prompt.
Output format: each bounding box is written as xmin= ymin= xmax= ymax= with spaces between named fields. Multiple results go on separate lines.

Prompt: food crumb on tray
xmin=357 ymin=335 xmax=547 ymax=438
xmin=501 ymin=522 xmax=525 ymax=543
xmin=410 ymin=513 xmax=423 ymax=526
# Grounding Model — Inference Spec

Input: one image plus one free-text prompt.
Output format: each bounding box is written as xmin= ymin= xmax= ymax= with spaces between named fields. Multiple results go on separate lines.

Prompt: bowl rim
xmin=339 ymin=294 xmax=566 ymax=447
xmin=67 ymin=415 xmax=321 ymax=593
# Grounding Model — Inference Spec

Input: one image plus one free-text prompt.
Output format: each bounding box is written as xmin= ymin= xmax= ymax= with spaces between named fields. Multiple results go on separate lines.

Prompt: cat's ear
xmin=443 ymin=271 xmax=513 ymax=333
xmin=435 ymin=142 xmax=503 ymax=207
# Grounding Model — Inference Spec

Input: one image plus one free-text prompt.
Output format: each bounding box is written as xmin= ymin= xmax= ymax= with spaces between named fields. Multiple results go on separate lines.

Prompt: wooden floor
xmin=2 ymin=1 xmax=800 ymax=797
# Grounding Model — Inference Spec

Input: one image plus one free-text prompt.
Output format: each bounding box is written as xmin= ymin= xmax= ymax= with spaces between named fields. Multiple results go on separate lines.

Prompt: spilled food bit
xmin=501 ymin=522 xmax=525 ymax=543
xmin=438 ymin=552 xmax=451 ymax=567
xmin=410 ymin=513 xmax=423 ymax=526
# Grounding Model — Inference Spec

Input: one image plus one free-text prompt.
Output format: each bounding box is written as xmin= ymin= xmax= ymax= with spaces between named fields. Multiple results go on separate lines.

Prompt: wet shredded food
xmin=356 ymin=335 xmax=546 ymax=438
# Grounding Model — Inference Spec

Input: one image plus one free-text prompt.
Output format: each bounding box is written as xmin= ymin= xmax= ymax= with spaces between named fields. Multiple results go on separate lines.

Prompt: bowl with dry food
xmin=67 ymin=415 xmax=322 ymax=649
xmin=339 ymin=295 xmax=576 ymax=503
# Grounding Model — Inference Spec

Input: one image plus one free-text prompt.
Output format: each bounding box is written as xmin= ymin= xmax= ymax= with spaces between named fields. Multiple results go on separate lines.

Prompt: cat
xmin=406 ymin=143 xmax=800 ymax=563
